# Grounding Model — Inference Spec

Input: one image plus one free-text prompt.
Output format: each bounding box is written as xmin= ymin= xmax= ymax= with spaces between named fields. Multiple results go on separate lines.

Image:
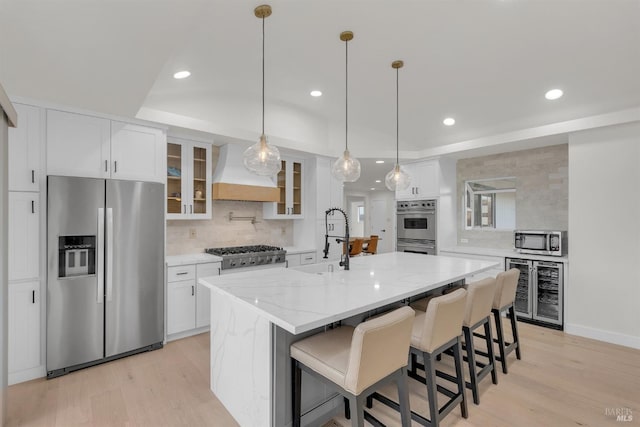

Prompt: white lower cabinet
xmin=166 ymin=261 xmax=220 ymax=339
xmin=167 ymin=277 xmax=196 ymax=336
xmin=196 ymin=263 xmax=220 ymax=328
xmin=286 ymin=251 xmax=316 ymax=268
xmin=8 ymin=281 xmax=41 ymax=385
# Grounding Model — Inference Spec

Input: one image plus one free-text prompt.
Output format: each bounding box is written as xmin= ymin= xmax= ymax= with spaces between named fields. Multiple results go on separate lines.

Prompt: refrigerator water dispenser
xmin=58 ymin=236 xmax=96 ymax=278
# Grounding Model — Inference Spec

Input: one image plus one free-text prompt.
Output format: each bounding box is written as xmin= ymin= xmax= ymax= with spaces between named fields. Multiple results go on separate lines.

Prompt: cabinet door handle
xmin=31 ymin=170 xmax=35 ymax=184
xmin=190 ymin=205 xmax=193 ymax=214
xmin=32 ymin=290 xmax=35 ymax=304
xmin=31 ymin=200 xmax=35 ymax=214
xmin=105 ymin=160 xmax=108 ymax=172
xmin=114 ymin=161 xmax=117 ymax=173
xmin=304 ymin=256 xmax=313 ymax=261
xmin=183 ymin=205 xmax=187 ymax=214
xmin=191 ymin=285 xmax=195 ymax=296
xmin=176 ymin=272 xmax=188 ymax=276
xmin=285 ymin=260 xmax=289 ymax=268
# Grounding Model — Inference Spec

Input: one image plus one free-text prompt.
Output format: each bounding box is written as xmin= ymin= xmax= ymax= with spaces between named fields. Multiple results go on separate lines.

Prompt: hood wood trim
xmin=212 ymin=183 xmax=280 ymax=202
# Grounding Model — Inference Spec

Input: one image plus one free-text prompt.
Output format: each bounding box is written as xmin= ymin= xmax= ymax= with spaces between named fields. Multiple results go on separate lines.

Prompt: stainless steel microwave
xmin=514 ymin=230 xmax=567 ymax=256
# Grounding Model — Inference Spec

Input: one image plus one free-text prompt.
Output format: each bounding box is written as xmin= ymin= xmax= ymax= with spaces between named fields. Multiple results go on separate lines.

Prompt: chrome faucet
xmin=323 ymin=207 xmax=350 ymax=270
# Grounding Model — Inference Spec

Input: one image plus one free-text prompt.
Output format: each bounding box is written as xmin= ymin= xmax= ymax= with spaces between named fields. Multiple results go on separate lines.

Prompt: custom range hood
xmin=212 ymin=144 xmax=280 ymax=202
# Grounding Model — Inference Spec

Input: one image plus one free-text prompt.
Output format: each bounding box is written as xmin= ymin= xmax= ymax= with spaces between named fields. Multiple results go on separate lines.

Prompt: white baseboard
xmin=166 ymin=325 xmax=209 ymax=342
xmin=9 ymin=365 xmax=46 ymax=385
xmin=565 ymin=323 xmax=640 ymax=350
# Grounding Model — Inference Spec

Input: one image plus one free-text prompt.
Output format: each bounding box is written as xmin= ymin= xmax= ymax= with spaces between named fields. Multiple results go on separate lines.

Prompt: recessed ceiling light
xmin=310 ymin=90 xmax=322 ymax=97
xmin=173 ymin=71 xmax=191 ymax=79
xmin=375 ymin=180 xmax=381 ymax=183
xmin=375 ymin=160 xmax=385 ymax=164
xmin=443 ymin=117 xmax=456 ymax=126
xmin=545 ymin=88 xmax=563 ymax=100
xmin=370 ymin=187 xmax=376 ymax=191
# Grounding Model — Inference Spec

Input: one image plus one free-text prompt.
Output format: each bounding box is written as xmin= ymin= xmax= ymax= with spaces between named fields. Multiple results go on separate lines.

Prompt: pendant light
xmin=331 ymin=31 xmax=361 ymax=182
xmin=243 ymin=4 xmax=282 ymax=176
xmin=385 ymin=60 xmax=411 ymax=191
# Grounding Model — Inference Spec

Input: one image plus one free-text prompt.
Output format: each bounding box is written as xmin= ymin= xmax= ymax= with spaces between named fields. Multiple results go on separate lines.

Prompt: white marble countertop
xmin=283 ymin=246 xmax=316 ymax=255
xmin=441 ymin=246 xmax=568 ymax=263
xmin=166 ymin=253 xmax=223 ymax=267
xmin=199 ymin=252 xmax=498 ymax=335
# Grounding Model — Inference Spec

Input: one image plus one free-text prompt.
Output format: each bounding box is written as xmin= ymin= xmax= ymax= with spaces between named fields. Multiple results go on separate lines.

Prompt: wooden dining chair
xmin=349 ymin=238 xmax=364 ymax=256
xmin=363 ymin=235 xmax=379 ymax=255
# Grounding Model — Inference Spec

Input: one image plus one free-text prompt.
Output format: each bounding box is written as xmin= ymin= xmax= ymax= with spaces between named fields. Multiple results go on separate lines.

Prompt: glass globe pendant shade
xmin=243 ymin=134 xmax=282 ymax=176
xmin=385 ymin=163 xmax=411 ymax=191
xmin=331 ymin=149 xmax=361 ymax=182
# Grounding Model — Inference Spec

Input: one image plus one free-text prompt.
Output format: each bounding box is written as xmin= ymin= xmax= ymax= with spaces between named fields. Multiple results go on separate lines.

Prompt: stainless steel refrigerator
xmin=47 ymin=176 xmax=164 ymax=378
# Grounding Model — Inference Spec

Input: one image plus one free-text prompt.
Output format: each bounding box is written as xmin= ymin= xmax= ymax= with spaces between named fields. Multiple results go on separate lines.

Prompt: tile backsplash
xmin=166 ymin=200 xmax=293 ymax=255
xmin=457 ymin=144 xmax=568 ymax=249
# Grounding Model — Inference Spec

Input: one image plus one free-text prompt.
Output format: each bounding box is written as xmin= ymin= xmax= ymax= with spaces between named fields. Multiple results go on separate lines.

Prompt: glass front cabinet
xmin=264 ymin=156 xmax=304 ymax=219
xmin=167 ymin=138 xmax=212 ymax=220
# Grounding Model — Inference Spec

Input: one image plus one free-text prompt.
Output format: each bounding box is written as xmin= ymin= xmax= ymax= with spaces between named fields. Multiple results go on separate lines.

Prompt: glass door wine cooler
xmin=505 ymin=258 xmax=564 ymax=329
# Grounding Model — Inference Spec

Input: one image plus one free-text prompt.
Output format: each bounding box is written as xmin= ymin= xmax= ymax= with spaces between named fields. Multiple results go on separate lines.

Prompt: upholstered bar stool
xmin=439 ymin=277 xmax=498 ymax=405
xmin=350 ymin=238 xmax=364 ymax=256
xmin=372 ymin=289 xmax=469 ymax=427
xmin=362 ymin=235 xmax=379 ymax=255
xmin=290 ymin=306 xmax=415 ymax=427
xmin=487 ymin=268 xmax=521 ymax=374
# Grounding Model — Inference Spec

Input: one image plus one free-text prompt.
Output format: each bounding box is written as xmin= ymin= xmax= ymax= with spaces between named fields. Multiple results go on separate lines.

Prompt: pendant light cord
xmin=396 ymin=66 xmax=399 ymax=164
xmin=345 ymin=38 xmax=349 ymax=152
xmin=261 ymin=15 xmax=265 ymax=136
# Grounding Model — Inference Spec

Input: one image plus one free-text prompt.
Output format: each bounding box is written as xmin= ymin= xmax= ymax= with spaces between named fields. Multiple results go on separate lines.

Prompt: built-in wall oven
xmin=396 ymin=200 xmax=437 ymax=255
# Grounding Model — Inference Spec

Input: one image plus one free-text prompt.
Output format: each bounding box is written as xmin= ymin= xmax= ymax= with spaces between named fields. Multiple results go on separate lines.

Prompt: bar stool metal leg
xmin=493 ymin=308 xmax=508 ymax=374
xmin=424 ymin=351 xmax=439 ymax=426
xmin=463 ymin=326 xmax=479 ymax=405
xmin=292 ymin=360 xmax=302 ymax=427
xmin=484 ymin=320 xmax=498 ymax=385
xmin=509 ymin=305 xmax=522 ymax=359
xmin=453 ymin=338 xmax=469 ymax=419
xmin=397 ymin=367 xmax=411 ymax=426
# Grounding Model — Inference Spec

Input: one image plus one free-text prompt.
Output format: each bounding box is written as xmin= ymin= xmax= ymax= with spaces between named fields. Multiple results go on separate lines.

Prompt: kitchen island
xmin=199 ymin=252 xmax=499 ymax=427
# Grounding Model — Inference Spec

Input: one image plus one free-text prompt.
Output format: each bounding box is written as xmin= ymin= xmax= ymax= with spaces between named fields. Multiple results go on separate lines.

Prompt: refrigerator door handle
xmin=106 ymin=207 xmax=114 ymax=302
xmin=97 ymin=208 xmax=105 ymax=304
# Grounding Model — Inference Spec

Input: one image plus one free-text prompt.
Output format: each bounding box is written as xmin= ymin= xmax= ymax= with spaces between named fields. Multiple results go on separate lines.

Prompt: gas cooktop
xmin=205 ymin=245 xmax=286 ymax=270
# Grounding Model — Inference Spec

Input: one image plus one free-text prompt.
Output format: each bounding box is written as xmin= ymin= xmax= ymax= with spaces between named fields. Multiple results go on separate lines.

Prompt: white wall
xmin=368 ymin=191 xmax=396 ymax=254
xmin=567 ymin=121 xmax=640 ymax=349
xmin=495 ymin=192 xmax=516 ymax=229
xmin=0 ymin=109 xmax=9 ymax=423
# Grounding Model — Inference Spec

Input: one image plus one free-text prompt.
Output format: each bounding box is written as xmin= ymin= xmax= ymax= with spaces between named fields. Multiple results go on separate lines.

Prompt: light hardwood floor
xmin=7 ymin=321 xmax=639 ymax=427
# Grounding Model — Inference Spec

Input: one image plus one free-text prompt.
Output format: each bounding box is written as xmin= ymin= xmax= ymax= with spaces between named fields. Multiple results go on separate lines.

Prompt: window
xmin=464 ymin=178 xmax=516 ymax=230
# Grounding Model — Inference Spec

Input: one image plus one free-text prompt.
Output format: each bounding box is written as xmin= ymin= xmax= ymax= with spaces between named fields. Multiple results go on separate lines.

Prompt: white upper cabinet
xmin=47 ymin=110 xmax=110 ymax=179
xmin=111 ymin=121 xmax=166 ymax=182
xmin=47 ymin=109 xmax=166 ymax=182
xmin=8 ymin=103 xmax=42 ymax=192
xmin=166 ymin=138 xmax=212 ymax=220
xmin=8 ymin=192 xmax=39 ymax=281
xmin=396 ymin=160 xmax=440 ymax=200
xmin=264 ymin=156 xmax=305 ymax=219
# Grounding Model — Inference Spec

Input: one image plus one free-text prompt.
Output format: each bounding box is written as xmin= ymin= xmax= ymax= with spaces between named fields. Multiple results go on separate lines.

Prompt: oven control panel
xmin=397 ymin=199 xmax=436 ymax=212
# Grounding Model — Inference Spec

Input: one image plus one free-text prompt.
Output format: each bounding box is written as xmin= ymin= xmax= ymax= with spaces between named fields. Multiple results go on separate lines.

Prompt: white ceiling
xmin=1 ymin=0 xmax=639 ymax=192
